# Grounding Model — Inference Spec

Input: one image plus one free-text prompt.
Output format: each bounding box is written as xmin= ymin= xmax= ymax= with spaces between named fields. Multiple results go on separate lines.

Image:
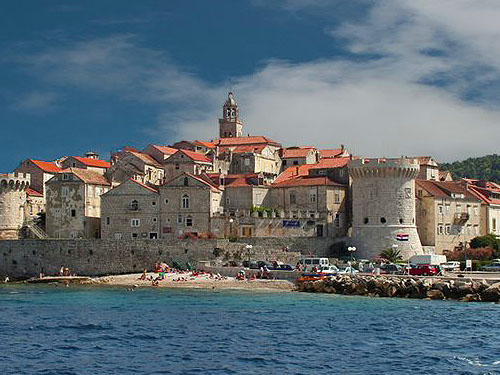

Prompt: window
xmin=335 ymin=193 xmax=340 ymax=204
xmin=474 ymin=206 xmax=478 ymax=216
xmin=244 ymin=158 xmax=250 ymax=166
xmin=72 ymin=162 xmax=76 ymax=168
xmin=282 ymin=160 xmax=287 ymax=166
xmin=131 ymin=233 xmax=138 ymax=239
xmin=152 ymin=218 xmax=157 ymax=223
xmin=456 ymin=205 xmax=462 ymax=214
xmin=71 ymin=209 xmax=76 ymax=217
xmin=334 ymin=213 xmax=340 ymax=228
xmin=438 ymin=205 xmax=443 ymax=215
xmin=181 ymin=194 xmax=190 ymax=209
xmin=175 ymin=163 xmax=180 ymax=170
xmin=131 ymin=218 xmax=140 ymax=227
xmin=380 ymin=217 xmax=386 ymax=224
xmin=467 ymin=205 xmax=471 ymax=214
xmin=106 ymin=217 xmax=110 ymax=225
xmin=493 ymin=218 xmax=497 ymax=232
xmin=130 ymin=200 xmax=139 ymax=211
xmin=226 ymin=197 xmax=230 ymax=205
xmin=70 ymin=231 xmax=78 ymax=239
xmin=445 ymin=225 xmax=450 ymax=234
xmin=417 ymin=190 xmax=423 ymax=198
xmin=364 ymin=217 xmax=369 ymax=224
xmin=177 ymin=215 xmax=183 ymax=224
xmin=165 ymin=199 xmax=169 ymax=204
xmin=186 ymin=216 xmax=193 ymax=227
xmin=62 ymin=174 xmax=69 ymax=181
xmin=289 ymin=192 xmax=296 ymax=205
xmin=438 ymin=225 xmax=443 ymax=235
xmin=293 ymin=160 xmax=299 ymax=165
xmin=309 ymin=189 xmax=316 ymax=203
xmin=151 ymin=201 xmax=156 ymax=206
xmin=184 ymin=177 xmax=189 ymax=186
xmin=114 ymin=233 xmax=122 ymax=240
xmin=62 ymin=186 xmax=69 ymax=197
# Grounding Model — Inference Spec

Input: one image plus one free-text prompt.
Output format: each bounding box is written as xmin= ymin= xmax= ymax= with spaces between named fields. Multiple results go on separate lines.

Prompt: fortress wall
xmin=0 ymin=237 xmax=331 ymax=279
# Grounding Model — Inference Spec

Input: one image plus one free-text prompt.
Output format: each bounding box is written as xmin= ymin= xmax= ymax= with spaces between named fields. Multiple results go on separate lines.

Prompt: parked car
xmin=337 ymin=266 xmax=359 ymax=274
xmin=441 ymin=261 xmax=460 ymax=272
xmin=409 ymin=264 xmax=439 ymax=276
xmin=380 ymin=263 xmax=404 ymax=274
xmin=481 ymin=262 xmax=500 ymax=272
xmin=278 ymin=264 xmax=294 ymax=271
xmin=318 ymin=265 xmax=339 ymax=275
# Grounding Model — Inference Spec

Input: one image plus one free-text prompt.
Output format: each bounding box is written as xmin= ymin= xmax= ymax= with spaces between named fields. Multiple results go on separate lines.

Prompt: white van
xmin=300 ymin=258 xmax=329 ymax=271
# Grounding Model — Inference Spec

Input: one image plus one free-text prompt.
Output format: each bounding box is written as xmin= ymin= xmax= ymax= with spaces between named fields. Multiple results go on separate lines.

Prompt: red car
xmin=409 ymin=265 xmax=439 ymax=276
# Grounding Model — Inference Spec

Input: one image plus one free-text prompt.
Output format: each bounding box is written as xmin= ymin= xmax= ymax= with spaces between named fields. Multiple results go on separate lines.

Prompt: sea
xmin=1 ymin=285 xmax=499 ymax=375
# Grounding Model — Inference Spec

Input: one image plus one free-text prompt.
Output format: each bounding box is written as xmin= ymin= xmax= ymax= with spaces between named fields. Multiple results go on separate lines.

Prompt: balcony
xmin=453 ymin=212 xmax=469 ymax=225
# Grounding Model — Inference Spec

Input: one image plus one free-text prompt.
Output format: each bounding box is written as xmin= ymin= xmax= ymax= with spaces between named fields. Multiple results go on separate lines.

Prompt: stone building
xmin=143 ymin=144 xmax=178 ymax=165
xmin=15 ymin=159 xmax=61 ymax=199
xmin=414 ymin=156 xmax=440 ymax=181
xmin=25 ymin=188 xmax=44 ymax=219
xmin=171 ymin=140 xmax=216 ymax=156
xmin=106 ymin=149 xmax=164 ymax=187
xmin=159 ymin=173 xmax=223 ymax=237
xmin=416 ymin=180 xmax=481 ymax=254
xmin=0 ymin=173 xmax=30 ymax=240
xmin=45 ymin=168 xmax=111 ymax=238
xmin=349 ymin=158 xmax=424 ymax=260
xmin=163 ymin=149 xmax=214 ymax=181
xmin=462 ymin=179 xmax=500 ymax=237
xmin=62 ymin=153 xmax=110 ymax=175
xmin=269 ymin=175 xmax=348 ymax=238
xmin=100 ymin=179 xmax=160 ymax=240
xmin=280 ymin=147 xmax=319 ymax=171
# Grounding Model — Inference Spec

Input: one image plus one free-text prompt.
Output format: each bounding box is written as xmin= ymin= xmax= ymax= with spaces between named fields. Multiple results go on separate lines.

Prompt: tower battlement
xmin=349 ymin=157 xmax=420 ymax=179
xmin=0 ymin=173 xmax=31 ymax=187
xmin=0 ymin=173 xmax=30 ymax=240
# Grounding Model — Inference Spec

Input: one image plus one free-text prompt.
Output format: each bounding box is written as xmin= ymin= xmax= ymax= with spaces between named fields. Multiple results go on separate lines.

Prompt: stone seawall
xmin=298 ymin=275 xmax=500 ymax=302
xmin=0 ymin=238 xmax=304 ymax=279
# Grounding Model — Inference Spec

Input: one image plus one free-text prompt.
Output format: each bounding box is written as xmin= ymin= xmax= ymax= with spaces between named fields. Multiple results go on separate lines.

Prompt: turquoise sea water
xmin=1 ymin=285 xmax=500 ymax=375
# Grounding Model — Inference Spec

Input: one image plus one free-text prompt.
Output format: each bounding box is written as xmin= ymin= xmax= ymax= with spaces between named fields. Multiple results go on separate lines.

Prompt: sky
xmin=2 ymin=0 xmax=500 ymax=171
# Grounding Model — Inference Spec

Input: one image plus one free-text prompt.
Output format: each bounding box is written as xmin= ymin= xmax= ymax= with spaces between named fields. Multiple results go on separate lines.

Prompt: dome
xmin=224 ymin=92 xmax=237 ymax=107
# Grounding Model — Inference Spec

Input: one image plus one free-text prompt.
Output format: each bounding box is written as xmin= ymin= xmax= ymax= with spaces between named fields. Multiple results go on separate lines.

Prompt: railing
xmin=25 ymin=221 xmax=49 ymax=239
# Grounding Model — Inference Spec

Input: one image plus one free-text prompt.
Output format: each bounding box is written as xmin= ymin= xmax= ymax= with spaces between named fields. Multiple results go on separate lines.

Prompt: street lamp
xmin=347 ymin=247 xmax=356 ymax=273
xmin=229 ymin=218 xmax=234 ymax=238
xmin=245 ymin=244 xmax=253 ymax=264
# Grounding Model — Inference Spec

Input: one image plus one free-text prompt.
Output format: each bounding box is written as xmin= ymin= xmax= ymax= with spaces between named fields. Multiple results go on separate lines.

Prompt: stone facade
xmin=15 ymin=159 xmax=61 ymax=199
xmin=101 ymin=179 xmax=160 ymax=240
xmin=45 ymin=169 xmax=110 ymax=239
xmin=416 ymin=180 xmax=482 ymax=254
xmin=349 ymin=158 xmax=424 ymax=259
xmin=158 ymin=173 xmax=223 ymax=237
xmin=163 ymin=149 xmax=213 ymax=181
xmin=0 ymin=173 xmax=30 ymax=240
xmin=106 ymin=150 xmax=164 ymax=187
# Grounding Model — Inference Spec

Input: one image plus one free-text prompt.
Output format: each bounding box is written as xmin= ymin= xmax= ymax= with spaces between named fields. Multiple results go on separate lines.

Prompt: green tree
xmin=470 ymin=234 xmax=500 ymax=251
xmin=380 ymin=247 xmax=403 ymax=263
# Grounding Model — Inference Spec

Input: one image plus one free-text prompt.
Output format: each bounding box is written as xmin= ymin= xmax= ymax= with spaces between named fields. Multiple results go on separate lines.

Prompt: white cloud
xmin=12 ymin=1 xmax=500 ymax=162
xmin=10 ymin=91 xmax=58 ymax=113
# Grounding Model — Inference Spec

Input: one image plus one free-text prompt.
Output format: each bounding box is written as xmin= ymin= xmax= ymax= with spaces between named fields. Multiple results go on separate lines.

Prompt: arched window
xmin=364 ymin=217 xmax=369 ymax=224
xmin=130 ymin=200 xmax=139 ymax=211
xmin=182 ymin=194 xmax=189 ymax=209
xmin=184 ymin=177 xmax=189 ymax=186
xmin=380 ymin=217 xmax=387 ymax=224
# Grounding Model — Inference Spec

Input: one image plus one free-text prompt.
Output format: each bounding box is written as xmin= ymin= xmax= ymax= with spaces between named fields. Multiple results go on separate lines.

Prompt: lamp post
xmin=347 ymin=246 xmax=356 ymax=273
xmin=229 ymin=218 xmax=234 ymax=238
xmin=245 ymin=244 xmax=253 ymax=264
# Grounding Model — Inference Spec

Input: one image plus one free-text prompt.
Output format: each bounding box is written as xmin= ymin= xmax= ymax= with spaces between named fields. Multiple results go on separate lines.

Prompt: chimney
xmin=295 ymin=166 xmax=299 ymax=176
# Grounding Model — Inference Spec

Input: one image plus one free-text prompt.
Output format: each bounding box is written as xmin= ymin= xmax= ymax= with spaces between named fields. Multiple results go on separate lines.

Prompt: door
xmin=316 ymin=224 xmax=324 ymax=237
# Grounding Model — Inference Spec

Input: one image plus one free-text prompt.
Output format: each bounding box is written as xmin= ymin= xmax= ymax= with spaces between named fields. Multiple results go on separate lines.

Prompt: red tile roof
xmin=73 ymin=156 xmax=111 ymax=168
xmin=272 ymin=175 xmax=345 ymax=188
xmin=416 ymin=180 xmax=478 ymax=200
xmin=30 ymin=160 xmax=62 ymax=173
xmin=61 ymin=168 xmax=111 ymax=186
xmin=311 ymin=157 xmax=350 ymax=169
xmin=26 ymin=188 xmax=43 ymax=197
xmin=319 ymin=149 xmax=344 ymax=158
xmin=216 ymin=136 xmax=281 ymax=147
xmin=281 ymin=147 xmax=316 ymax=159
xmin=193 ymin=140 xmax=216 ymax=149
xmin=463 ymin=179 xmax=500 ymax=205
xmin=163 ymin=172 xmax=221 ymax=192
xmin=219 ymin=144 xmax=267 ymax=154
xmin=176 ymin=149 xmax=212 ymax=163
xmin=150 ymin=145 xmax=178 ymax=156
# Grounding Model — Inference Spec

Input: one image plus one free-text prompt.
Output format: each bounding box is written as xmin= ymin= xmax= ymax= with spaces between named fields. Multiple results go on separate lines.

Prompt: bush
xmin=448 ymin=247 xmax=493 ymax=261
xmin=470 ymin=234 xmax=500 ymax=250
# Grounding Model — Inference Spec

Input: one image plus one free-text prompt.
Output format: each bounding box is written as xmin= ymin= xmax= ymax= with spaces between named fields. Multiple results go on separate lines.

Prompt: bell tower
xmin=219 ymin=92 xmax=243 ymax=138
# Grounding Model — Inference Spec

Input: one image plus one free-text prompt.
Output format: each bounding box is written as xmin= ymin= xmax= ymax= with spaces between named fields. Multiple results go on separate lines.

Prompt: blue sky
xmin=2 ymin=0 xmax=500 ymax=171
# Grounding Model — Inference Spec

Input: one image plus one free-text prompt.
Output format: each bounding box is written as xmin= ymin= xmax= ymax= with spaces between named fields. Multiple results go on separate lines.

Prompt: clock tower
xmin=219 ymin=92 xmax=243 ymax=138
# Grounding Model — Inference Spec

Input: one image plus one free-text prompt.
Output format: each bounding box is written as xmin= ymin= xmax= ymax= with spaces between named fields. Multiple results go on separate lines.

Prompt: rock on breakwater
xmin=297 ymin=275 xmax=500 ymax=302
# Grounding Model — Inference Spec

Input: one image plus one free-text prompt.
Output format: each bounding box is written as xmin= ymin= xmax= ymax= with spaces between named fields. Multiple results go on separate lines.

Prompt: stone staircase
xmin=24 ymin=221 xmax=49 ymax=239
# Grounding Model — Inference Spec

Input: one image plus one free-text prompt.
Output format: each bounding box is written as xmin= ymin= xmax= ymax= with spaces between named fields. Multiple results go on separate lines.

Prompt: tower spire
xmin=219 ymin=92 xmax=243 ymax=138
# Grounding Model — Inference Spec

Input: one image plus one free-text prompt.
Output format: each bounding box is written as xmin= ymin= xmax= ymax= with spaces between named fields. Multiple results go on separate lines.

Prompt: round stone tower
xmin=349 ymin=157 xmax=423 ymax=260
xmin=0 ymin=173 xmax=30 ymax=240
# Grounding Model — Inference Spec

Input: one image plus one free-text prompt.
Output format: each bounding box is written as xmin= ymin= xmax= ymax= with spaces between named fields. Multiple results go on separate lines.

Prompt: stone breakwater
xmin=297 ymin=275 xmax=500 ymax=302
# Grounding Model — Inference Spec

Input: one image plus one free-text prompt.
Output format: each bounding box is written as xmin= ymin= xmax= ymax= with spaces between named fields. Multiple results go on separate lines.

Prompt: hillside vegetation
xmin=440 ymin=154 xmax=500 ymax=183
